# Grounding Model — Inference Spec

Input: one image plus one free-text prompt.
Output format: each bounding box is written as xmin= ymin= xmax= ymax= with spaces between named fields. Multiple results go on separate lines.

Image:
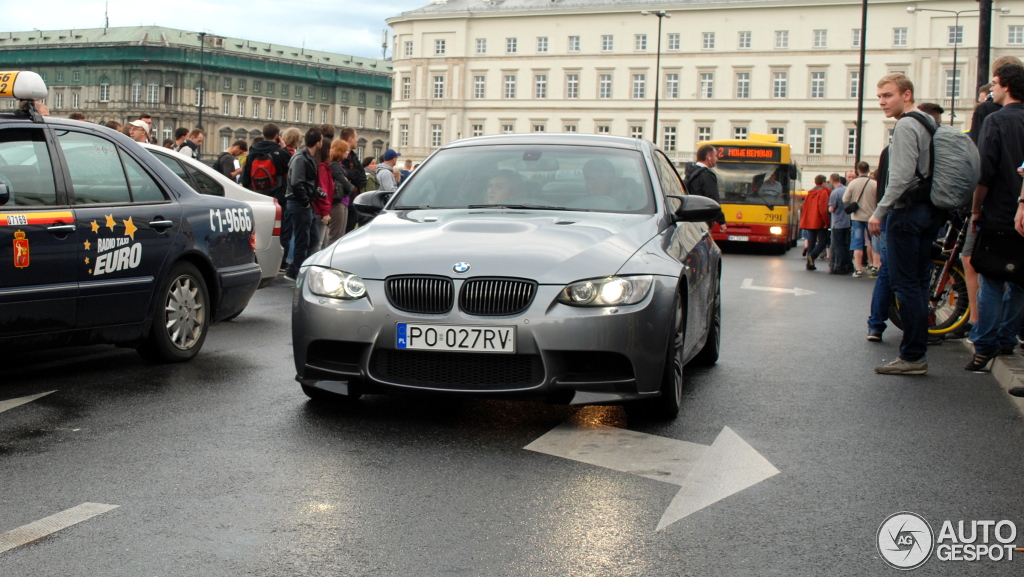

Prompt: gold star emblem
xmin=83 ymin=240 xmax=91 ymax=250
xmin=88 ymin=269 xmax=92 ymax=274
xmin=84 ymin=257 xmax=90 ymax=264
xmin=123 ymin=217 xmax=137 ymax=240
xmin=104 ymin=214 xmax=116 ymax=231
xmin=90 ymin=220 xmax=100 ymax=233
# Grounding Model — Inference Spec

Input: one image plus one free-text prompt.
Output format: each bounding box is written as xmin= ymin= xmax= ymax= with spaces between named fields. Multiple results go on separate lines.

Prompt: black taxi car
xmin=0 ymin=71 xmax=261 ymax=362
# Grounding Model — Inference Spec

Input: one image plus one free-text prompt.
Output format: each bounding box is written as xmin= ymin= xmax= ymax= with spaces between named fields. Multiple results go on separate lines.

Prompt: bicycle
xmin=887 ymin=214 xmax=972 ymax=336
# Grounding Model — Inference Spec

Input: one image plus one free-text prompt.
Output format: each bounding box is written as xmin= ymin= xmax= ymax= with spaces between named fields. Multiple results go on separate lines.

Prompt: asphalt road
xmin=2 ymin=246 xmax=1023 ymax=576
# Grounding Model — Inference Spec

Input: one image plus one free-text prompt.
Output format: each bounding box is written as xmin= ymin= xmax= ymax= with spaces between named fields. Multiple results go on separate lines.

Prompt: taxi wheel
xmin=628 ymin=292 xmax=684 ymax=421
xmin=137 ymin=262 xmax=210 ymax=363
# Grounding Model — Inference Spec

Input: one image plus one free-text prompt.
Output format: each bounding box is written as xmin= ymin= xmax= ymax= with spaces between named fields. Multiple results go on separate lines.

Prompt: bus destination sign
xmin=716 ymin=146 xmax=782 ymax=163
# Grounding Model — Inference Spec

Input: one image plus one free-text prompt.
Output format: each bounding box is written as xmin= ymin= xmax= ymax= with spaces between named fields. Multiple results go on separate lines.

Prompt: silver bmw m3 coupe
xmin=291 ymin=134 xmax=722 ymax=418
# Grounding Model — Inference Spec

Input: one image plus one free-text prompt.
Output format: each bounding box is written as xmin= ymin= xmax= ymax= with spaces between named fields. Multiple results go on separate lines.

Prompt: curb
xmin=960 ymin=339 xmax=1024 ymax=416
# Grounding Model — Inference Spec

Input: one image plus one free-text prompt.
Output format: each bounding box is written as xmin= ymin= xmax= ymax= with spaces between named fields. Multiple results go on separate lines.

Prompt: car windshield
xmin=392 ymin=144 xmax=655 ymax=214
xmin=714 ymin=162 xmax=789 ymax=207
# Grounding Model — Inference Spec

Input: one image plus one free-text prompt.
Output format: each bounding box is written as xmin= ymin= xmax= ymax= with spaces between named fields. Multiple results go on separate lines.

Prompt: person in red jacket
xmin=799 ymin=174 xmax=832 ymax=270
xmin=313 ymin=137 xmax=335 ymax=252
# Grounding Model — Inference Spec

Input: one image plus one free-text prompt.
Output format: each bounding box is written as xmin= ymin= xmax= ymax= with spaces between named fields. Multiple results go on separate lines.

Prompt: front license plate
xmin=728 ymin=235 xmax=749 ymax=241
xmin=396 ymin=323 xmax=516 ymax=354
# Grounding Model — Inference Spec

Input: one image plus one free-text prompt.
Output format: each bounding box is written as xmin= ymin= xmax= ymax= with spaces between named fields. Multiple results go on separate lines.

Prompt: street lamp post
xmin=641 ymin=10 xmax=670 ymax=145
xmin=854 ymin=0 xmax=867 ymax=165
xmin=197 ymin=31 xmax=207 ymax=159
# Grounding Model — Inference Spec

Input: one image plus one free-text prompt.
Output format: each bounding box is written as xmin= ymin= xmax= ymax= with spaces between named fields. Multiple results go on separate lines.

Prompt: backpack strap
xmin=900 ymin=111 xmax=938 ymax=206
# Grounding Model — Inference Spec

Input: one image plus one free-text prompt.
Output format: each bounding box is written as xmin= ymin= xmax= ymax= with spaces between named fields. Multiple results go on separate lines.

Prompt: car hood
xmin=324 ymin=209 xmax=661 ymax=284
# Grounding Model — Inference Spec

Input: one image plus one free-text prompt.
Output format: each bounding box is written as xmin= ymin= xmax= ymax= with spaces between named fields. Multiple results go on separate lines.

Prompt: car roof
xmin=443 ymin=133 xmax=648 ymax=151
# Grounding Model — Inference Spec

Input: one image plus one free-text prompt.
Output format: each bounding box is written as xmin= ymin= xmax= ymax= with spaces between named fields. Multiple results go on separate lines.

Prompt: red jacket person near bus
xmin=799 ymin=175 xmax=832 ymax=270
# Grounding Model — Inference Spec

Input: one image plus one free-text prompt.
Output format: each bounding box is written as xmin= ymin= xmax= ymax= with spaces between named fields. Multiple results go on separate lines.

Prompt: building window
xmin=738 ymin=31 xmax=751 ymax=49
xmin=697 ymin=126 xmax=712 ymax=142
xmin=431 ymin=124 xmax=443 ymax=147
xmin=56 ymin=72 xmax=63 ymax=82
xmin=1010 ymin=26 xmax=1024 ymax=45
xmin=810 ymin=71 xmax=826 ymax=99
xmin=847 ymin=127 xmax=857 ymax=155
xmin=131 ymin=81 xmax=142 ymax=103
xmin=813 ymin=29 xmax=828 ymax=48
xmin=537 ymin=37 xmax=548 ymax=52
xmin=267 ymin=82 xmax=275 ymax=94
xmin=601 ymin=35 xmax=614 ymax=52
xmin=948 ymin=26 xmax=963 ymax=45
xmin=632 ymin=74 xmax=645 ymax=99
xmin=373 ymin=146 xmax=382 ymax=159
xmin=566 ymin=74 xmax=579 ymax=99
xmin=433 ymin=76 xmax=445 ymax=99
xmin=533 ymin=124 xmax=546 ymax=133
xmin=503 ymin=124 xmax=515 ymax=134
xmin=404 ymin=41 xmax=413 ymax=56
xmin=195 ymin=82 xmax=207 ymax=106
xmin=474 ymin=75 xmax=486 ymax=99
xmin=852 ymin=28 xmax=862 ymax=47
xmin=663 ymin=126 xmax=677 ymax=151
xmin=253 ymin=101 xmax=260 ymax=119
xmin=99 ymin=78 xmax=110 ymax=102
xmin=599 ymin=74 xmax=612 ymax=99
xmin=281 ymin=103 xmax=288 ymax=121
xmin=476 ymin=38 xmax=487 ymax=54
xmin=630 ymin=126 xmax=643 ymax=139
xmin=506 ymin=37 xmax=517 ymax=53
xmin=668 ymin=33 xmax=680 ymax=50
xmin=702 ymin=32 xmax=715 ymax=49
xmin=472 ymin=124 xmax=484 ymax=137
xmin=665 ymin=73 xmax=679 ymax=99
xmin=771 ymin=126 xmax=786 ymax=143
xmin=850 ymin=71 xmax=860 ymax=98
xmin=773 ymin=72 xmax=788 ymax=98
xmin=504 ymin=75 xmax=516 ymax=99
xmin=808 ymin=128 xmax=823 ymax=154
xmin=635 ymin=34 xmax=647 ymax=51
xmin=223 ymin=98 xmax=231 ymax=115
xmin=323 ymin=89 xmax=329 ymax=101
xmin=736 ymin=72 xmax=750 ymax=99
xmin=238 ymin=79 xmax=247 ymax=92
xmin=267 ymin=103 xmax=274 ymax=119
xmin=775 ymin=30 xmax=789 ymax=49
xmin=400 ymin=124 xmax=409 ymax=146
xmin=700 ymin=73 xmax=714 ymax=99
xmin=535 ymin=74 xmax=547 ymax=99
xmin=435 ymin=39 xmax=446 ymax=55
xmin=402 ymin=77 xmax=411 ymax=100
xmin=357 ymin=111 xmax=364 ymax=127
xmin=238 ymin=100 xmax=245 ymax=117
xmin=295 ymin=105 xmax=301 ymax=122
xmin=597 ymin=125 xmax=610 ymax=134
xmin=72 ymin=92 xmax=80 ymax=108
xmin=164 ymin=83 xmax=174 ymax=105
xmin=734 ymin=126 xmax=748 ymax=140
xmin=147 ymin=82 xmax=159 ymax=104
xmin=309 ymin=108 xmax=315 ymax=123
xmin=54 ymin=92 xmax=63 ymax=108
xmin=282 ymin=84 xmax=289 ymax=97
xmin=253 ymin=81 xmax=261 ymax=93
xmin=73 ymin=71 xmax=81 ymax=82
xmin=945 ymin=69 xmax=961 ymax=98
xmin=893 ymin=27 xmax=907 ymax=46
xmin=564 ymin=124 xmax=577 ymax=133
xmin=568 ymin=35 xmax=580 ymax=52
xmin=222 ymin=136 xmax=230 ymax=151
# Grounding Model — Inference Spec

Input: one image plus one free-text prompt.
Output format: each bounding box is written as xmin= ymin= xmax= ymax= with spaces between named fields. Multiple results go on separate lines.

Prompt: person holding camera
xmin=283 ymin=128 xmax=326 ymax=282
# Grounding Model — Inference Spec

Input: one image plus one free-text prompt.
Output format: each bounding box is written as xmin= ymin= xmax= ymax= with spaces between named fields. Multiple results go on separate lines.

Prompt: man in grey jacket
xmin=867 ymin=73 xmax=945 ymax=375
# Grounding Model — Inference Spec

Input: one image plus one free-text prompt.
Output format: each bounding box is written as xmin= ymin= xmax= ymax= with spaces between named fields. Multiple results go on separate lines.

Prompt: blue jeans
xmin=806 ymin=229 xmax=828 ymax=259
xmin=972 ymin=275 xmax=1024 ymax=355
xmin=887 ymin=205 xmax=946 ymax=362
xmin=851 ymin=220 xmax=868 ymax=251
xmin=829 ymin=227 xmax=853 ymax=273
xmin=284 ymin=200 xmax=314 ymax=278
xmin=868 ymin=230 xmax=892 ymax=334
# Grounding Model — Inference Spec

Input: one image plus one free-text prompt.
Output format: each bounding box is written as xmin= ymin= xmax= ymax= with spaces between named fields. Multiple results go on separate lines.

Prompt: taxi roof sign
xmin=0 ymin=71 xmax=48 ymax=100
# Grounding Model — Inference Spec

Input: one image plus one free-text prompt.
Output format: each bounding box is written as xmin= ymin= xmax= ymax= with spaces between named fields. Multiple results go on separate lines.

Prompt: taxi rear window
xmin=0 ymin=128 xmax=58 ymax=206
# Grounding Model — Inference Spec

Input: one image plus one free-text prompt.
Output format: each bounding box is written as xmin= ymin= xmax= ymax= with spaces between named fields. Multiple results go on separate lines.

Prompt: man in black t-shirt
xmin=216 ymin=140 xmax=248 ymax=180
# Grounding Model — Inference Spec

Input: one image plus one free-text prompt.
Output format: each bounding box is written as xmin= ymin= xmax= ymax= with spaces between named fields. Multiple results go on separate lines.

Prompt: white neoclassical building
xmin=386 ymin=0 xmax=1022 ymax=172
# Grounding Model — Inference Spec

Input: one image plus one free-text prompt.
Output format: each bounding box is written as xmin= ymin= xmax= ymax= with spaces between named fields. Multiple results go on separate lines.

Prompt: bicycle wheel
xmin=885 ymin=260 xmax=970 ymax=335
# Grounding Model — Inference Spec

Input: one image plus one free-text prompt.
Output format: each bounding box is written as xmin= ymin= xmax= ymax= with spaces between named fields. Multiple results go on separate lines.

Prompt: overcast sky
xmin=7 ymin=0 xmax=429 ymax=59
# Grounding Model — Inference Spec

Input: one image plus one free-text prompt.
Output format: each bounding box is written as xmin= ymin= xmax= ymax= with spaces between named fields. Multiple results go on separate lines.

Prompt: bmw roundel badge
xmin=453 ymin=262 xmax=471 ymax=274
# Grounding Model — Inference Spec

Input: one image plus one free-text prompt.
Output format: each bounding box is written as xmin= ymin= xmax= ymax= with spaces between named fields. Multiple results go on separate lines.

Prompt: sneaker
xmin=964 ymin=352 xmax=997 ymax=372
xmin=806 ymin=254 xmax=816 ymax=271
xmin=1009 ymin=386 xmax=1024 ymax=398
xmin=852 ymin=270 xmax=864 ymax=278
xmin=927 ymin=333 xmax=944 ymax=346
xmin=867 ymin=331 xmax=883 ymax=342
xmin=868 ymin=269 xmax=878 ymax=279
xmin=875 ymin=357 xmax=928 ymax=375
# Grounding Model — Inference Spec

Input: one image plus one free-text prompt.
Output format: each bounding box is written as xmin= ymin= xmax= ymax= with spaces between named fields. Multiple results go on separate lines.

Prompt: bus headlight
xmin=769 ymin=226 xmax=783 ymax=235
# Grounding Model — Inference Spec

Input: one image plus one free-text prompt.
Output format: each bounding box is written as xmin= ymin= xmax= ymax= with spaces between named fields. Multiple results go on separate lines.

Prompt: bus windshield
xmin=714 ymin=162 xmax=789 ymax=207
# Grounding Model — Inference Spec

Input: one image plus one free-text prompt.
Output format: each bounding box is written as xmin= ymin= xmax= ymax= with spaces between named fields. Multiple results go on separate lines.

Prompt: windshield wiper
xmin=467 ymin=203 xmax=584 ymax=211
xmin=392 ymin=205 xmax=433 ymax=210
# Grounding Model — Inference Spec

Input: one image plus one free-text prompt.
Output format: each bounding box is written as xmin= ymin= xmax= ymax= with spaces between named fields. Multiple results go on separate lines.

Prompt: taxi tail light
xmin=250 ymin=229 xmax=257 ymax=251
xmin=272 ymin=199 xmax=282 ymax=236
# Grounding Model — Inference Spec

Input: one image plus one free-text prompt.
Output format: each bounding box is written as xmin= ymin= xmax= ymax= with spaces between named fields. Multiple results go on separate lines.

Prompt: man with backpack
xmin=242 ymin=123 xmax=292 ymax=204
xmin=283 ymin=128 xmax=325 ymax=282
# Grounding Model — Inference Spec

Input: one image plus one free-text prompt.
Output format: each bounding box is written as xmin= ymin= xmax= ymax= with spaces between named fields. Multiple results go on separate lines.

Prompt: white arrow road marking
xmin=741 ymin=278 xmax=815 ymax=296
xmin=0 ymin=391 xmax=56 ymax=415
xmin=525 ymin=424 xmax=779 ymax=531
xmin=0 ymin=503 xmax=118 ymax=554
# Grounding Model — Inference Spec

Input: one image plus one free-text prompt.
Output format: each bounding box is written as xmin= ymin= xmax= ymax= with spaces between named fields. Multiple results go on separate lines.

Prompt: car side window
xmin=654 ymin=151 xmax=684 ymax=212
xmin=121 ymin=154 xmax=167 ymax=203
xmin=0 ymin=128 xmax=58 ymax=207
xmin=55 ymin=130 xmax=131 ymax=204
xmin=184 ymin=166 xmax=224 ymax=197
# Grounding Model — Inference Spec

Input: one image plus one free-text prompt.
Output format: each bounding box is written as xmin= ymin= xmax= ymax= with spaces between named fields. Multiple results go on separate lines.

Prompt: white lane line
xmin=0 ymin=391 xmax=56 ymax=415
xmin=741 ymin=278 xmax=815 ymax=296
xmin=0 ymin=503 xmax=118 ymax=554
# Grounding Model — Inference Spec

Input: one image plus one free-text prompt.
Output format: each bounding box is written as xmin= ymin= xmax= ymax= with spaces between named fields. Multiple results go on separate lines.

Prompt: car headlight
xmin=307 ymin=267 xmax=367 ymax=299
xmin=558 ymin=275 xmax=654 ymax=307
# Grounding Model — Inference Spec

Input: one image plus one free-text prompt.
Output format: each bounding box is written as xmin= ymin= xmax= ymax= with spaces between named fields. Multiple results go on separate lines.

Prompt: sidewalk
xmin=959 ymin=339 xmax=1024 ymax=415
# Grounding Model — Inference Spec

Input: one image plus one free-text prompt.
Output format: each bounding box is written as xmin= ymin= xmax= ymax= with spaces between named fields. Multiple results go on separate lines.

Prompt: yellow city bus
xmin=686 ymin=134 xmax=804 ymax=254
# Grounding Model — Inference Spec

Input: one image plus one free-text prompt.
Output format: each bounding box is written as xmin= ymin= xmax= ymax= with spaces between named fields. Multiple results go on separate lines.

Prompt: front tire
xmin=692 ymin=281 xmax=721 ymax=366
xmin=137 ymin=262 xmax=210 ymax=363
xmin=629 ymin=292 xmax=684 ymax=420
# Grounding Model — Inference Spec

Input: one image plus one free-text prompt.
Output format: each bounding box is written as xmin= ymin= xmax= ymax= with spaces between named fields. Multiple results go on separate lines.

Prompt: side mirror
xmin=0 ymin=181 xmax=8 ymax=206
xmin=789 ymin=164 xmax=798 ymax=180
xmin=352 ymin=190 xmax=393 ymax=219
xmin=666 ymin=194 xmax=723 ymax=223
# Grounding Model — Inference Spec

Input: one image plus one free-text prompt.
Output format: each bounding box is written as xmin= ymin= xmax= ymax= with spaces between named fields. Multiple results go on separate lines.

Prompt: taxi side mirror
xmin=0 ymin=181 xmax=9 ymax=206
xmin=666 ymin=194 xmax=723 ymax=223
